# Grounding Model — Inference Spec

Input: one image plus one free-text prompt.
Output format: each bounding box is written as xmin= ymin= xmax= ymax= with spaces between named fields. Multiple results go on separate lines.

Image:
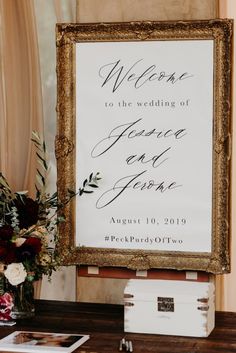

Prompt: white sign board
xmin=75 ymin=40 xmax=213 ymax=253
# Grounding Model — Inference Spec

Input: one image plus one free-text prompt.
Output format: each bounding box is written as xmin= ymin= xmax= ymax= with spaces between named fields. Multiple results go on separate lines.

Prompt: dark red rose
xmin=0 ymin=240 xmax=7 ymax=259
xmin=14 ymin=197 xmax=39 ymax=229
xmin=16 ymin=237 xmax=42 ymax=261
xmin=24 ymin=237 xmax=42 ymax=253
xmin=0 ymin=225 xmax=14 ymax=241
xmin=0 ymin=240 xmax=17 ymax=264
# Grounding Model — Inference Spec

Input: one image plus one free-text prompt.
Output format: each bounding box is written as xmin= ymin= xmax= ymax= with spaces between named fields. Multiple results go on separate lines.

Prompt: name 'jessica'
xmin=99 ymin=59 xmax=193 ymax=93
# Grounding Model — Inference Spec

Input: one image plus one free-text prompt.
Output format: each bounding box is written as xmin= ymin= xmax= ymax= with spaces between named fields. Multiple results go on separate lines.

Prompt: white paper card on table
xmin=0 ymin=331 xmax=89 ymax=353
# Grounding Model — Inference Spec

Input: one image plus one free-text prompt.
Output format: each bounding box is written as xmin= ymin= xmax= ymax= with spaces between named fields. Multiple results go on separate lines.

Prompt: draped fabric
xmin=0 ymin=0 xmax=43 ymax=196
xmin=33 ymin=0 xmax=76 ymax=196
xmin=0 ymin=0 xmax=44 ymax=299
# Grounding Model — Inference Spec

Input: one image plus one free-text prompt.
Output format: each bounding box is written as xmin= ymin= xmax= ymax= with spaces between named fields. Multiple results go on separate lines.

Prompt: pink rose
xmin=0 ymin=292 xmax=14 ymax=321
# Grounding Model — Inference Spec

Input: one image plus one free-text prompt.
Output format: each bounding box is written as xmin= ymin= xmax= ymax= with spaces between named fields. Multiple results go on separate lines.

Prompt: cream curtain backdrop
xmin=33 ymin=0 xmax=76 ymax=301
xmin=0 ymin=0 xmax=44 ymax=299
xmin=0 ymin=0 xmax=43 ymax=196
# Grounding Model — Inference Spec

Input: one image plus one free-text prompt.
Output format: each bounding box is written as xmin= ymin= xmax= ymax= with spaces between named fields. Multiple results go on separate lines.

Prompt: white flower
xmin=4 ymin=263 xmax=27 ymax=286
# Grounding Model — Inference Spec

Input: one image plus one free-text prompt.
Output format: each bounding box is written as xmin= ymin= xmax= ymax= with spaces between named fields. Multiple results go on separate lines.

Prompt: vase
xmin=9 ymin=280 xmax=35 ymax=319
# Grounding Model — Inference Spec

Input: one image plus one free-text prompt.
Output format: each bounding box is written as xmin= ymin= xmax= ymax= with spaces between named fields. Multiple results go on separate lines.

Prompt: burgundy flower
xmin=14 ymin=197 xmax=39 ymax=229
xmin=0 ymin=240 xmax=17 ymax=264
xmin=25 ymin=237 xmax=42 ymax=253
xmin=0 ymin=225 xmax=14 ymax=241
xmin=16 ymin=237 xmax=42 ymax=261
xmin=0 ymin=241 xmax=7 ymax=260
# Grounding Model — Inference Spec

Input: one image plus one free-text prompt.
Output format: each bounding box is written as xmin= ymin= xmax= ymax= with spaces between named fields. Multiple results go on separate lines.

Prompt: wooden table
xmin=1 ymin=300 xmax=236 ymax=353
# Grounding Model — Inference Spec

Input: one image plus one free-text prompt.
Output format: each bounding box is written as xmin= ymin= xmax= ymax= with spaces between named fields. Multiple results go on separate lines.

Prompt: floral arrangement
xmin=0 ymin=132 xmax=100 ymax=320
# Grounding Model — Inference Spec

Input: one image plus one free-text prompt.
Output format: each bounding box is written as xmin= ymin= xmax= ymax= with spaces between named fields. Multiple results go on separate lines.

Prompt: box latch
xmin=157 ymin=297 xmax=174 ymax=312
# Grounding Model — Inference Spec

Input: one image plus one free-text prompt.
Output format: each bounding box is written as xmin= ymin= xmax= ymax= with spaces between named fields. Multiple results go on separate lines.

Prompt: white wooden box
xmin=124 ymin=279 xmax=215 ymax=337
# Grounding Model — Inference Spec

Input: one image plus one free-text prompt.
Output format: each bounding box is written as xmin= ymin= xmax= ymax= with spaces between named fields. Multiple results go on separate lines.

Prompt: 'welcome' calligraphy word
xmin=99 ymin=59 xmax=193 ymax=93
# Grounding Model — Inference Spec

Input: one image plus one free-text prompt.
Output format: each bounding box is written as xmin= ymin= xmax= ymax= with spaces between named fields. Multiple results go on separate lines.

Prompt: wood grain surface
xmin=0 ymin=300 xmax=235 ymax=353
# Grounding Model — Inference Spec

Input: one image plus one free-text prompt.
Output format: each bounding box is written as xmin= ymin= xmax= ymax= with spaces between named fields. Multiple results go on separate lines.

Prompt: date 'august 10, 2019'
xmin=110 ymin=217 xmax=187 ymax=226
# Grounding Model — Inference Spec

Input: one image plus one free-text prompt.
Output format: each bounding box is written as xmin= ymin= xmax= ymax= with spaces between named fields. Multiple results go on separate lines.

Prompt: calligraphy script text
xmin=96 ymin=170 xmax=181 ymax=209
xmin=99 ymin=59 xmax=193 ymax=93
xmin=91 ymin=118 xmax=186 ymax=157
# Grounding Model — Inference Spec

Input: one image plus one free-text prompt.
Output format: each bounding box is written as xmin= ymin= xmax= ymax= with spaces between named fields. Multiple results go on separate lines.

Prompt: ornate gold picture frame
xmin=56 ymin=19 xmax=233 ymax=274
